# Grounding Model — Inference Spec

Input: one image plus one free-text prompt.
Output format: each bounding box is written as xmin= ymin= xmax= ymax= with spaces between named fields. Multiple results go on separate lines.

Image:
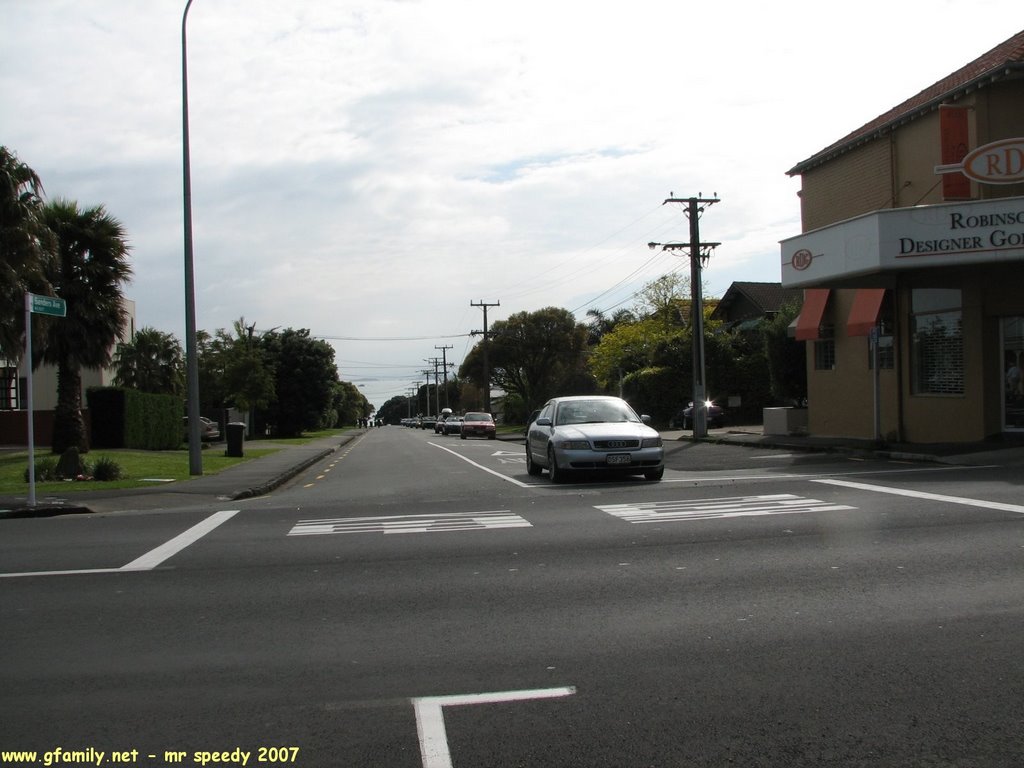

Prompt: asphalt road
xmin=2 ymin=427 xmax=1023 ymax=767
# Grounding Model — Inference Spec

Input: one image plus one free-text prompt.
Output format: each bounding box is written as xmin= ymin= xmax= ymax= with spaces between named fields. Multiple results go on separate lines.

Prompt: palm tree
xmin=113 ymin=327 xmax=185 ymax=396
xmin=0 ymin=146 xmax=54 ymax=359
xmin=38 ymin=199 xmax=132 ymax=453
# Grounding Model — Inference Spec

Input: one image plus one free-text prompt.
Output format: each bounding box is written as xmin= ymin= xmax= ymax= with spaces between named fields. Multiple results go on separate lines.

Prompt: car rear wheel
xmin=526 ymin=447 xmax=542 ymax=476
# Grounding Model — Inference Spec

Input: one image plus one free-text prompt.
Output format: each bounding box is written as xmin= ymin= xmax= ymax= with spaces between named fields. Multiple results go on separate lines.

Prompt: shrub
xmin=24 ymin=457 xmax=58 ymax=483
xmin=91 ymin=456 xmax=123 ymax=482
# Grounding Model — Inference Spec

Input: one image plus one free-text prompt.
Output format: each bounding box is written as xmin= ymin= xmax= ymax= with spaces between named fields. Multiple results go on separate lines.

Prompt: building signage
xmin=935 ymin=137 xmax=1024 ymax=186
xmin=781 ymin=195 xmax=1024 ymax=287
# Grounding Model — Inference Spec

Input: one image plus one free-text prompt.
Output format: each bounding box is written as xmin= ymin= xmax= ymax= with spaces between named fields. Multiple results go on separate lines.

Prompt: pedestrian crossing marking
xmin=596 ymin=493 xmax=856 ymax=524
xmin=288 ymin=510 xmax=531 ymax=536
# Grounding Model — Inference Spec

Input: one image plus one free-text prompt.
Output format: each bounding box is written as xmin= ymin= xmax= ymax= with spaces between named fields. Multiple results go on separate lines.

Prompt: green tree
xmin=113 ymin=327 xmax=185 ymax=395
xmin=0 ymin=146 xmax=54 ymax=359
xmin=460 ymin=307 xmax=592 ymax=412
xmin=221 ymin=318 xmax=275 ymax=414
xmin=762 ymin=300 xmax=807 ymax=406
xmin=37 ymin=199 xmax=132 ymax=453
xmin=258 ymin=328 xmax=339 ymax=437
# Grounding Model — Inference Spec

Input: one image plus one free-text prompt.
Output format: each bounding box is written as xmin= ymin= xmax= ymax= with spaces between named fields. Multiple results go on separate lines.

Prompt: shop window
xmin=911 ymin=289 xmax=963 ymax=395
xmin=814 ymin=325 xmax=835 ymax=370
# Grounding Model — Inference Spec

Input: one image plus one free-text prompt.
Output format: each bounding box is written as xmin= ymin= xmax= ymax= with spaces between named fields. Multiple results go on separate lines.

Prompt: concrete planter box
xmin=763 ymin=407 xmax=808 ymax=436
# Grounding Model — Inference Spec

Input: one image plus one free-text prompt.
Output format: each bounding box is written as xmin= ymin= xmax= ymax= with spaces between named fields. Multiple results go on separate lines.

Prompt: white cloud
xmin=2 ymin=0 xmax=1020 ymax=407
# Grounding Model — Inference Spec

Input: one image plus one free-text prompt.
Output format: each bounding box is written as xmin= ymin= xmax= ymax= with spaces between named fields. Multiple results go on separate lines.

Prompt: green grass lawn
xmin=0 ymin=446 xmax=279 ymax=496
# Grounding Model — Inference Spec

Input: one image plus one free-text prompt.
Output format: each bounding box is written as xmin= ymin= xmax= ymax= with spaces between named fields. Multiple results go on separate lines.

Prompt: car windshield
xmin=555 ymin=400 xmax=639 ymax=425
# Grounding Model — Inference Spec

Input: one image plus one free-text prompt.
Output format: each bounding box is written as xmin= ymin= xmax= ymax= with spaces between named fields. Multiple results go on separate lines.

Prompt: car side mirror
xmin=640 ymin=415 xmax=652 ymax=424
xmin=535 ymin=417 xmax=552 ymax=427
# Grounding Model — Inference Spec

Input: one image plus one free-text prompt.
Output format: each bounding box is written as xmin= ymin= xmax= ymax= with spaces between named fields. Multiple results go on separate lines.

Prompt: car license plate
xmin=607 ymin=454 xmax=632 ymax=465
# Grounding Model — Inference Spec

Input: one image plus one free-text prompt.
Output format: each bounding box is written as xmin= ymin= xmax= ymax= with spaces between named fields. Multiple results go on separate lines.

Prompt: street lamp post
xmin=182 ymin=0 xmax=202 ymax=475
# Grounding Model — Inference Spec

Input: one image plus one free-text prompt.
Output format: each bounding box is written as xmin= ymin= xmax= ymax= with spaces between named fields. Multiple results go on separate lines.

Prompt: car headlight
xmin=641 ymin=437 xmax=662 ymax=448
xmin=556 ymin=440 xmax=590 ymax=450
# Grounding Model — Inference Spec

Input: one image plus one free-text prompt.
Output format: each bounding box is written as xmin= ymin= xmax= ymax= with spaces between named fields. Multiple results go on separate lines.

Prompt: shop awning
xmin=846 ymin=288 xmax=886 ymax=337
xmin=794 ymin=289 xmax=831 ymax=341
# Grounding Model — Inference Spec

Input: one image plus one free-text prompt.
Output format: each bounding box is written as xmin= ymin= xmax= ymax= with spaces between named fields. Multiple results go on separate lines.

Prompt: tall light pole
xmin=182 ymin=0 xmax=202 ymax=474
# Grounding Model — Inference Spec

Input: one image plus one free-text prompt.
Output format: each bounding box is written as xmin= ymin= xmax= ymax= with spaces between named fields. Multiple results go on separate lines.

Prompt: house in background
xmin=709 ymin=281 xmax=803 ymax=332
xmin=781 ymin=29 xmax=1024 ymax=443
xmin=0 ymin=298 xmax=136 ymax=445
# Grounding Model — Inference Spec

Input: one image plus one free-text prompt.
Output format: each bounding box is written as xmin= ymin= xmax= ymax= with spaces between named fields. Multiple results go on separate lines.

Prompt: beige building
xmin=782 ymin=30 xmax=1024 ymax=443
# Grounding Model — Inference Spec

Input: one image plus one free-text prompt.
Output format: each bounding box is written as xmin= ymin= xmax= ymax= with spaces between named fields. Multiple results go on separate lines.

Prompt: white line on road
xmin=288 ymin=510 xmax=530 ymax=536
xmin=120 ymin=509 xmax=240 ymax=570
xmin=429 ymin=441 xmax=532 ymax=488
xmin=0 ymin=509 xmax=241 ymax=578
xmin=412 ymin=687 xmax=577 ymax=768
xmin=598 ymin=494 xmax=856 ymax=523
xmin=812 ymin=478 xmax=1024 ymax=514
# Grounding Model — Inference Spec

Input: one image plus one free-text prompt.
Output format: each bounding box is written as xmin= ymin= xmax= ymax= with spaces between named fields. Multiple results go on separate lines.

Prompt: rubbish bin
xmin=225 ymin=422 xmax=246 ymax=457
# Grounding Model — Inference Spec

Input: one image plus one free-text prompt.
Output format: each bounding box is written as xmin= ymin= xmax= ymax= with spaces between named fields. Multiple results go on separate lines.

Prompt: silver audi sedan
xmin=525 ymin=395 xmax=664 ymax=482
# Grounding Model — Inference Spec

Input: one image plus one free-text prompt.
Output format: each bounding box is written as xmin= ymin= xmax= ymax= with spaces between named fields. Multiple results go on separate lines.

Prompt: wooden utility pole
xmin=471 ymin=300 xmax=500 ymax=413
xmin=650 ymin=194 xmax=720 ymax=439
xmin=435 ymin=344 xmax=454 ymax=409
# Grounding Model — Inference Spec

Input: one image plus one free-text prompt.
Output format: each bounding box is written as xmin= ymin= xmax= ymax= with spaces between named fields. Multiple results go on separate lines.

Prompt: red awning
xmin=846 ymin=289 xmax=887 ymax=337
xmin=794 ymin=289 xmax=831 ymax=341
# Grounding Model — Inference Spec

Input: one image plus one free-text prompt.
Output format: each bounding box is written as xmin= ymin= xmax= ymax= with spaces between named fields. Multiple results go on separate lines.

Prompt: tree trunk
xmin=52 ymin=360 xmax=87 ymax=454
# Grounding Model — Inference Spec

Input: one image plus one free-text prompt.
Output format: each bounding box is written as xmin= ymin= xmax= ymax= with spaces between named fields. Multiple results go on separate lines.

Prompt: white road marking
xmin=0 ymin=509 xmax=240 ymax=578
xmin=813 ymin=478 xmax=1024 ymax=514
xmin=412 ymin=687 xmax=576 ymax=768
xmin=288 ymin=510 xmax=531 ymax=536
xmin=597 ymin=494 xmax=855 ymax=523
xmin=429 ymin=441 xmax=532 ymax=488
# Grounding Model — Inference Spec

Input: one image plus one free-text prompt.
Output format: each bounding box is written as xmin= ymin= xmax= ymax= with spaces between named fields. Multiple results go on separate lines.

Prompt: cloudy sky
xmin=3 ymin=1 xmax=1020 ymax=409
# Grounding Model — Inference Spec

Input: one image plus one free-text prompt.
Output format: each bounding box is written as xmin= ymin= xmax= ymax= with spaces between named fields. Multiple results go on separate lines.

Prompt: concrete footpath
xmin=3 ymin=425 xmax=1024 ymax=518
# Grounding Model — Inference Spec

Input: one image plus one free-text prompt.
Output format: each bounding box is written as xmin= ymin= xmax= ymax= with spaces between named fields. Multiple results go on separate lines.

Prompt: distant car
xmin=525 ymin=395 xmax=663 ymax=482
xmin=420 ymin=415 xmax=438 ymax=430
xmin=441 ymin=416 xmax=464 ymax=435
xmin=672 ymin=400 xmax=727 ymax=430
xmin=183 ymin=416 xmax=220 ymax=442
xmin=460 ymin=411 xmax=496 ymax=439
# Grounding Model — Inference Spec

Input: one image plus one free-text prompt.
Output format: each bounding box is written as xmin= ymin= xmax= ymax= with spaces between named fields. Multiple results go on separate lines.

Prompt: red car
xmin=460 ymin=411 xmax=496 ymax=439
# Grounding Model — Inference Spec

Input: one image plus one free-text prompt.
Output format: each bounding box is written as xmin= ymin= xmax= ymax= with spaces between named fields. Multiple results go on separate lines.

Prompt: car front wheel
xmin=644 ymin=466 xmax=665 ymax=481
xmin=547 ymin=446 xmax=567 ymax=483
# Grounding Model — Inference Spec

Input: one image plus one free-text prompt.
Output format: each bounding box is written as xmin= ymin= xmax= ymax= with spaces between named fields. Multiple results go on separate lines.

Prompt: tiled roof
xmin=788 ymin=29 xmax=1024 ymax=176
xmin=711 ymin=281 xmax=803 ymax=321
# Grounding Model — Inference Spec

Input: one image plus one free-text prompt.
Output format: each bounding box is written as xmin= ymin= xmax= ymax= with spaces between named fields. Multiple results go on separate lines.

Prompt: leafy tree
xmin=113 ymin=327 xmax=185 ymax=395
xmin=37 ymin=199 xmax=132 ymax=453
xmin=221 ymin=318 xmax=275 ymax=414
xmin=0 ymin=146 xmax=54 ymax=359
xmin=762 ymin=300 xmax=807 ymax=406
xmin=258 ymin=328 xmax=339 ymax=437
xmin=460 ymin=307 xmax=592 ymax=412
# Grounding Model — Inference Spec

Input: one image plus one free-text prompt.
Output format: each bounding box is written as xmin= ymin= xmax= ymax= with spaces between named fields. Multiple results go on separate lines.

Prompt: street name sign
xmin=27 ymin=293 xmax=67 ymax=317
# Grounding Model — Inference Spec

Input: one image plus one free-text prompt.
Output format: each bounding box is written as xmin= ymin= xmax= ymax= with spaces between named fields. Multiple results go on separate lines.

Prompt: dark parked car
xmin=671 ymin=400 xmax=727 ymax=430
xmin=441 ymin=416 xmax=464 ymax=435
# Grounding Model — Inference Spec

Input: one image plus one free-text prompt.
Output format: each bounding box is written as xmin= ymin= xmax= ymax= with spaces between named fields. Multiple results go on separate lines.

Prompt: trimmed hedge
xmin=88 ymin=387 xmax=183 ymax=450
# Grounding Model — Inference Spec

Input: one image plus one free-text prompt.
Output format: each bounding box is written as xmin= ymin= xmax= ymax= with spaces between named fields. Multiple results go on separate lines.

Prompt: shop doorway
xmin=1004 ymin=317 xmax=1024 ymax=431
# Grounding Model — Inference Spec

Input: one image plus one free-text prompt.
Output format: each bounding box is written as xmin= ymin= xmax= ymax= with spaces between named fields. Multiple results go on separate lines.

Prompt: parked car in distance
xmin=420 ymin=415 xmax=438 ymax=430
xmin=183 ymin=416 xmax=221 ymax=442
xmin=526 ymin=395 xmax=663 ymax=482
xmin=460 ymin=411 xmax=496 ymax=439
xmin=671 ymin=400 xmax=727 ymax=430
xmin=441 ymin=416 xmax=464 ymax=435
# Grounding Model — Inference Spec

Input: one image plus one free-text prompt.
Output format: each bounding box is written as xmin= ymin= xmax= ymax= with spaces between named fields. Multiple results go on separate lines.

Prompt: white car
xmin=525 ymin=395 xmax=664 ymax=482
